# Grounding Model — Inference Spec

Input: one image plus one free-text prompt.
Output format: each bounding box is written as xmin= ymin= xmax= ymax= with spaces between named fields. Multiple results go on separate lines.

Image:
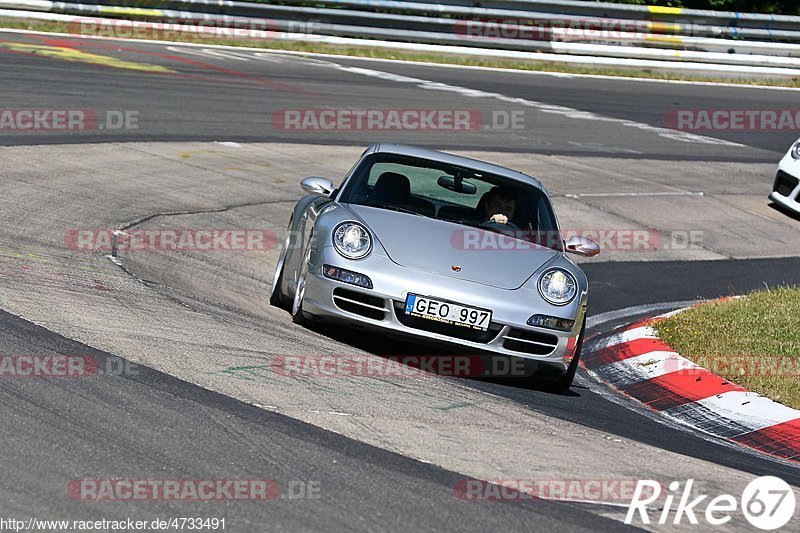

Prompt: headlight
xmin=538 ymin=268 xmax=577 ymax=306
xmin=791 ymin=139 xmax=800 ymax=160
xmin=332 ymin=222 xmax=372 ymax=259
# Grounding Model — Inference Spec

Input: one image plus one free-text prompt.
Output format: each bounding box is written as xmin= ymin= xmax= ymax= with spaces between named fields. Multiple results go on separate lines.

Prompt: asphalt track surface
xmin=0 ymin=31 xmax=797 ymax=159
xmin=0 ymin=308 xmax=632 ymax=531
xmin=2 ymin=30 xmax=800 ymax=531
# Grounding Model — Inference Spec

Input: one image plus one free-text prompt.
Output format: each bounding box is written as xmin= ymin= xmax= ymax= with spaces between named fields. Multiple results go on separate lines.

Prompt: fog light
xmin=323 ymin=264 xmax=373 ymax=289
xmin=527 ymin=314 xmax=575 ymax=332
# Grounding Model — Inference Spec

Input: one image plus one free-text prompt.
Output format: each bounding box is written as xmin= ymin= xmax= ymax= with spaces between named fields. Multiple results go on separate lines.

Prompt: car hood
xmin=348 ymin=204 xmax=558 ymax=290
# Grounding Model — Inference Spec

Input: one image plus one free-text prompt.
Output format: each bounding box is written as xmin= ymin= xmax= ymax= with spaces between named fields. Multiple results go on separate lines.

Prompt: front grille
xmin=332 ymin=288 xmax=387 ymax=321
xmin=773 ymin=171 xmax=799 ymax=197
xmin=502 ymin=328 xmax=559 ymax=355
xmin=393 ymin=301 xmax=501 ymax=343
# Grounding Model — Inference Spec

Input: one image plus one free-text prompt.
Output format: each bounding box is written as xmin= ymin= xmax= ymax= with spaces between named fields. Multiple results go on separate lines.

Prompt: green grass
xmin=656 ymin=287 xmax=800 ymax=409
xmin=3 ymin=17 xmax=800 ymax=88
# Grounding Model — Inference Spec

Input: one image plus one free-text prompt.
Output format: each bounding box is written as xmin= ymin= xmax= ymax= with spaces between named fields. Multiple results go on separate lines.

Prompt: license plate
xmin=404 ymin=294 xmax=492 ymax=331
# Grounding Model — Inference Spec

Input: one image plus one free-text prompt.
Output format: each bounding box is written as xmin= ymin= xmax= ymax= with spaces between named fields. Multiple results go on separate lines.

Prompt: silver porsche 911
xmin=270 ymin=144 xmax=599 ymax=391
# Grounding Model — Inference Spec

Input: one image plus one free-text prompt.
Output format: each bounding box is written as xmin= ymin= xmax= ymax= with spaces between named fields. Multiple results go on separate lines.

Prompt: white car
xmin=770 ymin=138 xmax=800 ymax=215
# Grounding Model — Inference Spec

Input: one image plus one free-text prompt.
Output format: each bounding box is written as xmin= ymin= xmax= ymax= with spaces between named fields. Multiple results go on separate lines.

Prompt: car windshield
xmin=338 ymin=153 xmax=562 ymax=251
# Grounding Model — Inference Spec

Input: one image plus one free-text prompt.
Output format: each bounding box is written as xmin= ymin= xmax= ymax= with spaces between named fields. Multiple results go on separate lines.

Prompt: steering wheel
xmin=479 ymin=219 xmax=520 ymax=231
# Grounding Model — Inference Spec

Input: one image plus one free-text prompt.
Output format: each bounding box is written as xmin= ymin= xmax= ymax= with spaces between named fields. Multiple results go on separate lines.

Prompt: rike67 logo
xmin=626 ymin=477 xmax=796 ymax=530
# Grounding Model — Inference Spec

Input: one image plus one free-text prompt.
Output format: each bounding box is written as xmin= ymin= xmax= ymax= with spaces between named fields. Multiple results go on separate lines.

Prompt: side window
xmin=518 ymin=191 xmax=557 ymax=233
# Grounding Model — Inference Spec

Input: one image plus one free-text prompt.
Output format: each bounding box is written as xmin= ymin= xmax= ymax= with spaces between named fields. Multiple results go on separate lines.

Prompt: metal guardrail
xmin=21 ymin=0 xmax=800 ymax=40
xmin=1 ymin=0 xmax=800 ymax=71
xmin=383 ymin=0 xmax=800 ymax=30
xmin=63 ymin=0 xmax=800 ymax=33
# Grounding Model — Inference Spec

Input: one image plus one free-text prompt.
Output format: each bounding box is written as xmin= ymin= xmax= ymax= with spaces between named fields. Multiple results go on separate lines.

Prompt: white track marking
xmin=586 ymin=300 xmax=702 ymax=329
xmin=165 ymin=45 xmax=226 ymax=59
xmin=4 ymin=26 xmax=800 ymax=91
xmin=656 ymin=307 xmax=692 ymax=319
xmin=593 ymin=351 xmax=697 ymax=387
xmin=166 ymin=45 xmax=323 ymax=65
xmin=214 ymin=141 xmax=243 ymax=148
xmin=584 ymin=364 xmax=800 ymax=468
xmin=584 ymin=302 xmax=800 ymax=469
xmin=331 ymin=65 xmax=744 ymax=147
xmin=197 ymin=48 xmax=254 ymax=61
xmin=251 ymin=52 xmax=293 ymax=63
xmin=585 ymin=325 xmax=658 ymax=352
xmin=165 ymin=46 xmax=252 ymax=62
xmin=664 ymin=391 xmax=800 ymax=436
xmin=565 ymin=141 xmax=642 ymax=155
xmin=161 ymin=44 xmax=746 ymax=148
xmin=566 ymin=191 xmax=705 ymax=198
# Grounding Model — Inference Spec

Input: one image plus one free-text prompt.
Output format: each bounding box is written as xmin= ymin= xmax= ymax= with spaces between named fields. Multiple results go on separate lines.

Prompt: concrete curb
xmin=582 ymin=305 xmax=800 ymax=463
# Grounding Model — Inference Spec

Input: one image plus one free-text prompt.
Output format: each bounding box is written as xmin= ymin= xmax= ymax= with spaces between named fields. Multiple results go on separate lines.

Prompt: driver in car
xmin=479 ymin=187 xmax=517 ymax=225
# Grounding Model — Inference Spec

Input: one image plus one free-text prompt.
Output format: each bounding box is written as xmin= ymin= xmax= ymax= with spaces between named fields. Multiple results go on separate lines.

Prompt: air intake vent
xmin=332 ymin=288 xmax=387 ymax=320
xmin=502 ymin=329 xmax=558 ymax=355
xmin=773 ymin=171 xmax=799 ymax=197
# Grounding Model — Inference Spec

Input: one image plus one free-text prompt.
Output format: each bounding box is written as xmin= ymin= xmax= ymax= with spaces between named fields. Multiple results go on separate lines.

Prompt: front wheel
xmin=269 ymin=257 xmax=287 ymax=308
xmin=549 ymin=316 xmax=586 ymax=393
xmin=269 ymin=218 xmax=292 ymax=309
xmin=291 ymin=229 xmax=314 ymax=325
xmin=291 ymin=268 xmax=308 ymax=325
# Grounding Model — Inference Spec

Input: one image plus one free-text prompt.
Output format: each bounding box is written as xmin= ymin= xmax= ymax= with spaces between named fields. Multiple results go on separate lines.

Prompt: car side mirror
xmin=564 ymin=235 xmax=600 ymax=257
xmin=301 ymin=177 xmax=335 ymax=197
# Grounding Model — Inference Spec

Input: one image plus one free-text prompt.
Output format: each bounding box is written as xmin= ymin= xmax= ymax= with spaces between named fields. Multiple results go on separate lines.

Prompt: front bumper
xmin=301 ymin=247 xmax=586 ymax=374
xmin=770 ymin=151 xmax=800 ymax=215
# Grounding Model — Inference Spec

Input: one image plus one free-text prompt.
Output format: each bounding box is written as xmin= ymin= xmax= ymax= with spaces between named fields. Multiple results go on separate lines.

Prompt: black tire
xmin=291 ymin=273 xmax=308 ymax=325
xmin=269 ymin=218 xmax=292 ymax=309
xmin=269 ymin=260 xmax=287 ymax=308
xmin=549 ymin=316 xmax=586 ymax=394
xmin=291 ymin=230 xmax=313 ymax=325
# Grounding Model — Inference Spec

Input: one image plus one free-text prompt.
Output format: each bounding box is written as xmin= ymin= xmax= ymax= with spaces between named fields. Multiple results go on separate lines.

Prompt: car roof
xmin=367 ymin=143 xmax=544 ymax=190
